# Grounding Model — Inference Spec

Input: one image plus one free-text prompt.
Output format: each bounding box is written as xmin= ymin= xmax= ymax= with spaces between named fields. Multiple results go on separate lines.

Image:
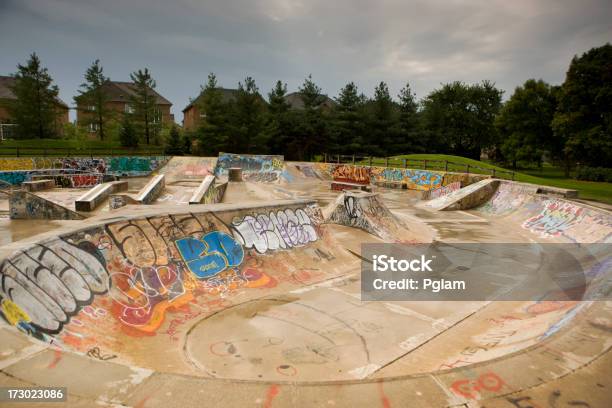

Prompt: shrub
xmin=575 ymin=166 xmax=612 ymax=182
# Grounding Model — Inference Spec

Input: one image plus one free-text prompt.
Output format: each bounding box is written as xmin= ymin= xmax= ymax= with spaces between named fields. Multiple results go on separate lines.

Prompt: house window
xmin=199 ymin=113 xmax=207 ymax=119
xmin=125 ymin=104 xmax=135 ymax=114
xmin=88 ymin=123 xmax=98 ymax=132
xmin=152 ymin=108 xmax=162 ymax=124
xmin=87 ymin=105 xmax=96 ymax=111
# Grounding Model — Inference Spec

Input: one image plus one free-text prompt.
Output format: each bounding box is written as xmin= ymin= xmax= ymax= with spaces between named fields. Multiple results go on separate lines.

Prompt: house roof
xmin=0 ymin=75 xmax=69 ymax=108
xmin=75 ymin=80 xmax=172 ymax=106
xmin=183 ymin=88 xmax=265 ymax=112
xmin=284 ymin=91 xmax=336 ymax=110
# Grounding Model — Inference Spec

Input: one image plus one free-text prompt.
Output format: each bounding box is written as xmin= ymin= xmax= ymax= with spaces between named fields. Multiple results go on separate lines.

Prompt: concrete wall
xmin=0 ymin=156 xmax=168 ymax=187
xmin=9 ymin=190 xmax=84 ymax=220
xmin=313 ymin=162 xmax=489 ymax=191
xmin=0 ymin=199 xmax=320 ymax=338
xmin=214 ymin=153 xmax=284 ymax=182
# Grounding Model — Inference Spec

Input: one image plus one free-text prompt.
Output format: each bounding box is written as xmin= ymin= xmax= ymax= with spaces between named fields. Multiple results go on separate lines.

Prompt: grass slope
xmin=370 ymin=153 xmax=612 ymax=204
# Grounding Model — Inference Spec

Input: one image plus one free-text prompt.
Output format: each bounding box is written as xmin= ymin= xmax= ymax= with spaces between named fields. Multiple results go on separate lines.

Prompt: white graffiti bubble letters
xmin=231 ymin=208 xmax=318 ymax=254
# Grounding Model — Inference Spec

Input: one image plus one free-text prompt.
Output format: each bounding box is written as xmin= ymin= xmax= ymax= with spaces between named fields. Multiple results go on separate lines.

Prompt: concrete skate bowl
xmin=0 ymin=183 xmax=610 ymax=407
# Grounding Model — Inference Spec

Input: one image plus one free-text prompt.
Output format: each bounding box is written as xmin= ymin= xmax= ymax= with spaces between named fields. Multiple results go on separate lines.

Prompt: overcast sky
xmin=1 ymin=0 xmax=610 ymax=122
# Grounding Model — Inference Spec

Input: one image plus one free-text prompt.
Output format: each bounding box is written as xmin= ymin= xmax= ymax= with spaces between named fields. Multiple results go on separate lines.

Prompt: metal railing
xmin=323 ymin=153 xmax=515 ymax=180
xmin=0 ymin=146 xmax=166 ymax=158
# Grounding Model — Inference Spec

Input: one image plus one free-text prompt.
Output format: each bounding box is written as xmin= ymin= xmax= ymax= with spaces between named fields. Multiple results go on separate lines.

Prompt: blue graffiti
xmin=214 ymin=153 xmax=283 ymax=176
xmin=0 ymin=171 xmax=30 ymax=185
xmin=175 ymin=231 xmax=244 ymax=279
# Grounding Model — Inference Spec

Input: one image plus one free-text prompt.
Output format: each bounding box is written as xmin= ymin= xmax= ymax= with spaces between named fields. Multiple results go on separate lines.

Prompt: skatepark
xmin=0 ymin=153 xmax=610 ymax=407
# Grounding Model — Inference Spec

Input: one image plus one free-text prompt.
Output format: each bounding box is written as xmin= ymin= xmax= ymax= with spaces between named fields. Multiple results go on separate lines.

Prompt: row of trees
xmin=6 ymin=43 xmax=611 ymax=173
xmin=185 ymin=43 xmax=610 ymax=171
xmin=7 ymin=53 xmax=167 ymax=146
xmin=187 ymin=73 xmax=501 ymax=161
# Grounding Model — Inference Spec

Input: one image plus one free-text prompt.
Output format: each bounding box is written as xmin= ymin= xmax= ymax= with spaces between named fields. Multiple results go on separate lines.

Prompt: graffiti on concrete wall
xmin=231 ymin=207 xmax=319 ymax=253
xmin=370 ymin=167 xmax=444 ymax=190
xmin=331 ymin=165 xmax=371 ymax=185
xmin=0 ymin=156 xmax=166 ymax=184
xmin=214 ymin=153 xmax=284 ymax=182
xmin=106 ymin=156 xmax=166 ymax=176
xmin=45 ymin=174 xmax=104 ymax=188
xmin=325 ymin=192 xmax=401 ymax=241
xmin=0 ymin=171 xmax=29 ymax=185
xmin=9 ymin=191 xmax=84 ymax=220
xmin=0 ymin=240 xmax=109 ymax=335
xmin=477 ymin=182 xmax=536 ymax=215
xmin=522 ymin=199 xmax=612 ymax=242
xmin=421 ymin=182 xmax=461 ymax=200
xmin=176 ymin=231 xmax=244 ymax=279
xmin=0 ymin=204 xmax=322 ymax=339
xmin=202 ymin=182 xmax=227 ymax=205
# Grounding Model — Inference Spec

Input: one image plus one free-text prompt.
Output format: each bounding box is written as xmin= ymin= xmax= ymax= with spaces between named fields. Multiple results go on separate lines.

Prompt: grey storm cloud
xmin=1 ymin=0 xmax=610 ymax=121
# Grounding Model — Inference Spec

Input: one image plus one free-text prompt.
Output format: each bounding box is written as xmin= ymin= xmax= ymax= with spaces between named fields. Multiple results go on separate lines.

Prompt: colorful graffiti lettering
xmin=176 ymin=231 xmax=244 ymax=279
xmin=523 ymin=200 xmax=584 ymax=237
xmin=332 ymin=165 xmax=371 ymax=185
xmin=214 ymin=153 xmax=284 ymax=182
xmin=231 ymin=208 xmax=319 ymax=253
xmin=370 ymin=167 xmax=443 ymax=190
xmin=422 ymin=181 xmax=461 ymax=200
xmin=0 ymin=240 xmax=109 ymax=333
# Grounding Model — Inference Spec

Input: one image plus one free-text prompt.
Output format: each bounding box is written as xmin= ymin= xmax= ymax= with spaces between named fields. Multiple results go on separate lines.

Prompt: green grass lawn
xmin=360 ymin=153 xmax=612 ymax=204
xmin=0 ymin=139 xmax=164 ymax=156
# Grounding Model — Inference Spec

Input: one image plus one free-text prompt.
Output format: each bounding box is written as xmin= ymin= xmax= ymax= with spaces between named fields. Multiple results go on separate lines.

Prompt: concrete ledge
xmin=426 ymin=179 xmax=500 ymax=211
xmin=135 ymin=174 xmax=165 ymax=204
xmin=75 ymin=180 xmax=128 ymax=212
xmin=189 ymin=175 xmax=228 ymax=205
xmin=536 ymin=185 xmax=579 ymax=198
xmin=331 ymin=181 xmax=371 ymax=192
xmin=188 ymin=175 xmax=215 ymax=204
xmin=22 ymin=179 xmax=55 ymax=192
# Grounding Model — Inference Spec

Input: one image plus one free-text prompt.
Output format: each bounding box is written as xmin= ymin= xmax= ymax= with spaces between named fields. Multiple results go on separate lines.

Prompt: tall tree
xmin=290 ymin=75 xmax=327 ymax=160
xmin=397 ymin=82 xmax=422 ymax=153
xmin=368 ymin=81 xmax=399 ymax=155
xmin=165 ymin=125 xmax=183 ymax=155
xmin=267 ymin=80 xmax=291 ymax=154
xmin=229 ymin=76 xmax=268 ymax=153
xmin=129 ymin=68 xmax=158 ymax=145
xmin=76 ymin=59 xmax=112 ymax=140
xmin=119 ymin=114 xmax=138 ymax=148
xmin=552 ymin=43 xmax=612 ymax=174
xmin=196 ymin=73 xmax=229 ymax=155
xmin=495 ymin=79 xmax=557 ymax=169
xmin=421 ymin=81 xmax=502 ymax=159
xmin=9 ymin=53 xmax=60 ymax=139
xmin=330 ymin=81 xmax=366 ymax=154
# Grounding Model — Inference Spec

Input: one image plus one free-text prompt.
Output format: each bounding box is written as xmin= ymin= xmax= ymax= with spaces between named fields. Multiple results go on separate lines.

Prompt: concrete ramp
xmin=425 ymin=178 xmax=499 ymax=210
xmin=156 ymin=156 xmax=216 ymax=183
xmin=323 ymin=190 xmax=407 ymax=241
xmin=9 ymin=190 xmax=84 ymax=220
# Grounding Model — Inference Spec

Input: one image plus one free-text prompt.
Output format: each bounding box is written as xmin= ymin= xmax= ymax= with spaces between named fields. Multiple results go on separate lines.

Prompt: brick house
xmin=75 ymin=81 xmax=173 ymax=136
xmin=0 ymin=75 xmax=69 ymax=139
xmin=182 ymin=88 xmax=243 ymax=132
